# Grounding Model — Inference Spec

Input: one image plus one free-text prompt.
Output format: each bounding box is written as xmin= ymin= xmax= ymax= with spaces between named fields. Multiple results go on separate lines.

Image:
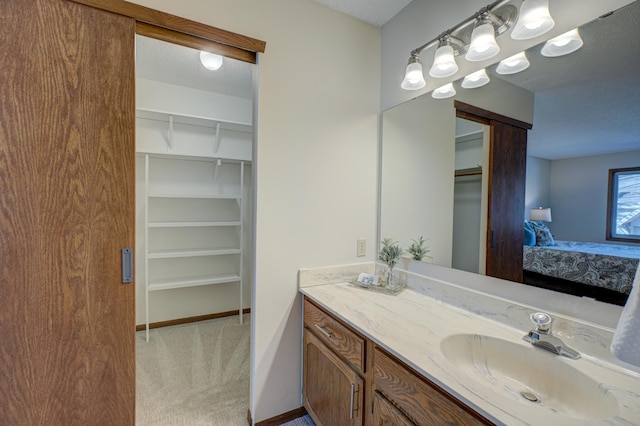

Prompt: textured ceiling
xmin=493 ymin=1 xmax=640 ymax=159
xmin=135 ymin=35 xmax=253 ymax=99
xmin=312 ymin=0 xmax=412 ymax=26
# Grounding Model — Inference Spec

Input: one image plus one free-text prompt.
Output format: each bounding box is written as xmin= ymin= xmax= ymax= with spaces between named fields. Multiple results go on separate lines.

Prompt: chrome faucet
xmin=523 ymin=312 xmax=581 ymax=360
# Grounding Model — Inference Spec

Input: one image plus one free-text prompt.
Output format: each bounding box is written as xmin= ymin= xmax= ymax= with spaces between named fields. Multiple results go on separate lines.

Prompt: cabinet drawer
xmin=374 ymin=347 xmax=490 ymax=426
xmin=304 ymin=299 xmax=365 ymax=374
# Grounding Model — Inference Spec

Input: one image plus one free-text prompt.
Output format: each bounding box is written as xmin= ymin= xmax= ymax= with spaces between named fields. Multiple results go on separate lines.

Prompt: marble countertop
xmin=300 ymin=280 xmax=640 ymax=425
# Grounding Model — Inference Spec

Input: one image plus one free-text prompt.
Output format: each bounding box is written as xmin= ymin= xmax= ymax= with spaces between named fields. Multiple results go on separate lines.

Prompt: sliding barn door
xmin=0 ymin=0 xmax=135 ymax=424
xmin=486 ymin=121 xmax=528 ymax=282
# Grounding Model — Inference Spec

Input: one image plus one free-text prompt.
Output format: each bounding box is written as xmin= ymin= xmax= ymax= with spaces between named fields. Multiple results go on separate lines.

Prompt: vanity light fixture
xmin=541 ymin=28 xmax=584 ymax=57
xmin=465 ymin=16 xmax=501 ymax=62
xmin=200 ymin=51 xmax=223 ymax=71
xmin=510 ymin=0 xmax=555 ymax=40
xmin=496 ymin=51 xmax=530 ymax=74
xmin=461 ymin=68 xmax=491 ymax=89
xmin=401 ymin=52 xmax=427 ymax=90
xmin=432 ymin=82 xmax=456 ymax=99
xmin=429 ymin=37 xmax=459 ymax=78
xmin=400 ymin=0 xmax=517 ymax=91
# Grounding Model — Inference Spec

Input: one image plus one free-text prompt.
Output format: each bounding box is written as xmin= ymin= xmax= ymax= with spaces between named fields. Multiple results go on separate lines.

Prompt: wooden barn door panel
xmin=486 ymin=121 xmax=527 ymax=283
xmin=0 ymin=0 xmax=136 ymax=424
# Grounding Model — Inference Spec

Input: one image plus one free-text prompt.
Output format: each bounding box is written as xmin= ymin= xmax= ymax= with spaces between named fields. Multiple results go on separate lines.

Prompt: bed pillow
xmin=533 ymin=224 xmax=555 ymax=246
xmin=523 ymin=220 xmax=535 ymax=246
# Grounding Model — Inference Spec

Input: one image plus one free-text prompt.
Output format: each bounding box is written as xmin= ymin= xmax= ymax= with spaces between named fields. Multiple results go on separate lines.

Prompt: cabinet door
xmin=304 ymin=329 xmax=363 ymax=426
xmin=372 ymin=391 xmax=415 ymax=426
xmin=0 ymin=0 xmax=135 ymax=424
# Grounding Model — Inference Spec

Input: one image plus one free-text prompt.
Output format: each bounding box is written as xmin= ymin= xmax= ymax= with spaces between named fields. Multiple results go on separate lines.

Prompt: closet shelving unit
xmin=137 ymin=107 xmax=251 ymax=342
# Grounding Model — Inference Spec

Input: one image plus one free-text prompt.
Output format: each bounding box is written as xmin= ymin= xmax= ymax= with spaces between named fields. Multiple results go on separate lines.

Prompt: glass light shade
xmin=511 ymin=0 xmax=555 ymax=40
xmin=541 ymin=29 xmax=584 ymax=57
xmin=401 ymin=59 xmax=426 ymax=90
xmin=530 ymin=207 xmax=552 ymax=222
xmin=429 ymin=45 xmax=458 ymax=78
xmin=465 ymin=22 xmax=500 ymax=62
xmin=432 ymin=82 xmax=456 ymax=99
xmin=496 ymin=51 xmax=530 ymax=75
xmin=200 ymin=51 xmax=223 ymax=70
xmin=461 ymin=69 xmax=490 ymax=89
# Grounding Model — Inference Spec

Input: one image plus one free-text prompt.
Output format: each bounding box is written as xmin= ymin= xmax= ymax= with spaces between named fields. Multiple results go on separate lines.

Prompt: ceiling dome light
xmin=541 ymin=28 xmax=584 ymax=57
xmin=511 ymin=0 xmax=555 ymax=40
xmin=432 ymin=82 xmax=456 ymax=99
xmin=200 ymin=51 xmax=223 ymax=71
xmin=496 ymin=51 xmax=530 ymax=74
xmin=429 ymin=44 xmax=459 ymax=78
xmin=466 ymin=21 xmax=500 ymax=62
xmin=462 ymin=69 xmax=490 ymax=89
xmin=401 ymin=55 xmax=426 ymax=90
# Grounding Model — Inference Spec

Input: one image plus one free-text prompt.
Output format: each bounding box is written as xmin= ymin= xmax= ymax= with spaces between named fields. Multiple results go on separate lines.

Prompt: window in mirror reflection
xmin=607 ymin=167 xmax=640 ymax=242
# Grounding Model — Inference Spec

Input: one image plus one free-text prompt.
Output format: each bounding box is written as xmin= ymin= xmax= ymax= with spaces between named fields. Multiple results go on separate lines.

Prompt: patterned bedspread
xmin=523 ymin=241 xmax=640 ymax=294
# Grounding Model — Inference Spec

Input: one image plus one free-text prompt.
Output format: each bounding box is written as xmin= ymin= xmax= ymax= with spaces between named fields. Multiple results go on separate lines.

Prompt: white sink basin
xmin=440 ymin=334 xmax=618 ymax=420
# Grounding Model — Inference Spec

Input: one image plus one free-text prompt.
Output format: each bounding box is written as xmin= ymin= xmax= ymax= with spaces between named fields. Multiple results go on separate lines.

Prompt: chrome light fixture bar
xmin=400 ymin=0 xmax=518 ymax=90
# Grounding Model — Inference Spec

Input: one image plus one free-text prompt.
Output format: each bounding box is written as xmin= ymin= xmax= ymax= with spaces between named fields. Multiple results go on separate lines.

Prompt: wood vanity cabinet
xmin=303 ymin=299 xmax=366 ymax=425
xmin=303 ymin=297 xmax=493 ymax=426
xmin=373 ymin=347 xmax=492 ymax=426
xmin=372 ymin=391 xmax=414 ymax=425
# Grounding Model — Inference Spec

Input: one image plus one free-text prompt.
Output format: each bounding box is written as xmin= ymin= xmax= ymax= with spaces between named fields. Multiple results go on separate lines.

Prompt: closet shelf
xmin=148 ymin=193 xmax=241 ymax=200
xmin=148 ymin=274 xmax=241 ymax=291
xmin=136 ymin=108 xmax=252 ymax=133
xmin=148 ymin=221 xmax=241 ymax=228
xmin=454 ymin=166 xmax=483 ymax=177
xmin=148 ymin=248 xmax=241 ymax=259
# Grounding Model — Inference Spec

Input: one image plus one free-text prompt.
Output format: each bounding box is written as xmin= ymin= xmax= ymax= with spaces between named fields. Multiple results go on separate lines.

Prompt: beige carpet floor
xmin=136 ymin=315 xmax=250 ymax=425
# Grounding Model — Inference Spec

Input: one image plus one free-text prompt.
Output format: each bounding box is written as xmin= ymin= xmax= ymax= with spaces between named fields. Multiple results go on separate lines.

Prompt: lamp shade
xmin=466 ymin=22 xmax=500 ymax=62
xmin=401 ymin=57 xmax=426 ymax=90
xmin=429 ymin=45 xmax=458 ymax=78
xmin=199 ymin=51 xmax=223 ymax=70
xmin=461 ymin=68 xmax=490 ymax=88
xmin=511 ymin=0 xmax=555 ymax=40
xmin=432 ymin=82 xmax=456 ymax=99
xmin=496 ymin=51 xmax=530 ymax=75
xmin=541 ymin=28 xmax=584 ymax=57
xmin=530 ymin=207 xmax=552 ymax=222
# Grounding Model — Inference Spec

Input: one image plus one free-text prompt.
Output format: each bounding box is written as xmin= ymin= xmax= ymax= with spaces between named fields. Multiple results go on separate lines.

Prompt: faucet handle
xmin=530 ymin=312 xmax=552 ymax=332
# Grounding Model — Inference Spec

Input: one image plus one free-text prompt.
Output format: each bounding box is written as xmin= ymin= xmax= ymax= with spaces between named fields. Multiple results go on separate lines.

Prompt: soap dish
xmin=349 ymin=280 xmax=407 ymax=295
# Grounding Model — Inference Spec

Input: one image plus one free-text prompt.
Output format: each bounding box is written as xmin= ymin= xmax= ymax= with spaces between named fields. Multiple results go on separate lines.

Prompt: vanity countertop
xmin=300 ymin=281 xmax=640 ymax=425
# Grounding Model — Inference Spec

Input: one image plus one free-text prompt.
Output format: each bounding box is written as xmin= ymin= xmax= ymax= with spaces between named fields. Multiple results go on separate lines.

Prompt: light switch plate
xmin=357 ymin=239 xmax=366 ymax=257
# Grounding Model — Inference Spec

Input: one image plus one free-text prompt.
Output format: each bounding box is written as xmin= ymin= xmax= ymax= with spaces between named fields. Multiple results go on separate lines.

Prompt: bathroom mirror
xmin=380 ymin=1 xmax=640 ymax=304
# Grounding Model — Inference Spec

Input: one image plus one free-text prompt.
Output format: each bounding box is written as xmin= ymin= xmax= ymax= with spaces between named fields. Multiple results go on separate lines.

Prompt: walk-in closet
xmin=134 ymin=35 xmax=254 ymax=424
xmin=452 ymin=118 xmax=488 ymax=274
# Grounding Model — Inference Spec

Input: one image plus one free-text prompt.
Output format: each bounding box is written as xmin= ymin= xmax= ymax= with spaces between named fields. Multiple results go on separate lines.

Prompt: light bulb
xmin=496 ymin=51 xmax=530 ymax=75
xmin=432 ymin=82 xmax=456 ymax=99
xmin=541 ymin=29 xmax=583 ymax=57
xmin=429 ymin=45 xmax=458 ymax=78
xmin=511 ymin=0 xmax=555 ymax=40
xmin=462 ymin=69 xmax=490 ymax=89
xmin=401 ymin=57 xmax=426 ymax=90
xmin=466 ymin=22 xmax=500 ymax=62
xmin=200 ymin=51 xmax=223 ymax=71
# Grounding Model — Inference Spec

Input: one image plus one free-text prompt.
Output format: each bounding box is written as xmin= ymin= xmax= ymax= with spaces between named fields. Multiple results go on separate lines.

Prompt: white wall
xmin=525 ymin=156 xmax=551 ymax=218
xmin=381 ymin=94 xmax=456 ymax=267
xmin=128 ymin=0 xmax=380 ymax=422
xmin=550 ymin=150 xmax=640 ymax=243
